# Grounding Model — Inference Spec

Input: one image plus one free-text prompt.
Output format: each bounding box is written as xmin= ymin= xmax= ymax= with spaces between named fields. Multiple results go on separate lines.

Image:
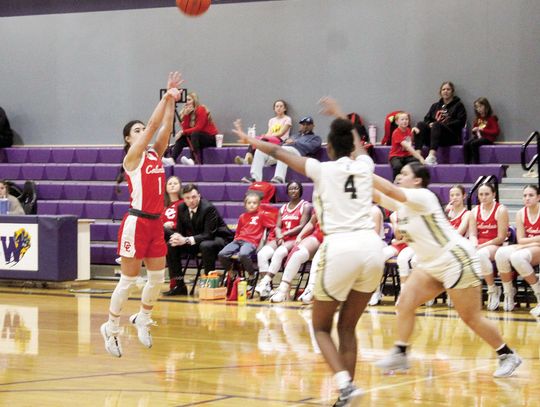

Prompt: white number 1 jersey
xmin=305 ymin=155 xmax=375 ymax=235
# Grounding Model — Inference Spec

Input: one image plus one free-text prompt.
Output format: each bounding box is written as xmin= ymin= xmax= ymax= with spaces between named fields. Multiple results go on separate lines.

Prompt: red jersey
xmin=449 ymin=208 xmax=469 ymax=231
xmin=279 ymin=200 xmax=308 ymax=241
xmin=125 ymin=149 xmax=165 ymax=215
xmin=181 ymin=105 xmax=218 ymax=136
xmin=234 ymin=209 xmax=276 ymax=246
xmin=475 ymin=202 xmax=501 ymax=244
xmin=522 ymin=207 xmax=540 ymax=237
xmin=389 ymin=127 xmax=413 ymax=159
xmin=161 ymin=200 xmax=183 ymax=228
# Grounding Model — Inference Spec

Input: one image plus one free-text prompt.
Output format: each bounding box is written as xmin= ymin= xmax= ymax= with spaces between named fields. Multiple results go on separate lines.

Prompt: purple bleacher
xmin=21 ymin=165 xmax=45 ymax=180
xmin=68 ymin=165 xmax=94 ymax=181
xmin=94 ymin=164 xmax=121 ymax=181
xmin=75 ymin=148 xmax=99 ymax=163
xmin=431 ymin=165 xmax=468 ymax=183
xmin=0 ymin=164 xmax=21 ymax=180
xmin=112 ymin=202 xmax=129 ymax=220
xmin=373 ymin=146 xmax=390 ymax=164
xmin=480 ymin=145 xmax=527 ymax=164
xmin=374 ymin=165 xmax=393 ymax=180
xmin=58 ymin=201 xmax=85 ymax=217
xmin=198 ymin=183 xmax=227 ymax=201
xmin=90 ymin=223 xmax=109 ymax=241
xmin=225 ymin=165 xmax=249 ymax=182
xmin=91 ymin=243 xmax=118 ymax=264
xmin=199 ymin=165 xmax=228 ymax=182
xmin=98 ymin=148 xmax=123 ymax=163
xmin=37 ymin=201 xmax=58 ymax=215
xmin=63 ymin=184 xmax=89 ymax=200
xmin=224 ymin=183 xmax=249 ymax=201
xmin=90 ymin=245 xmax=104 ymax=264
xmin=172 ymin=165 xmax=199 ymax=182
xmin=3 ymin=148 xmax=28 ymax=163
xmin=36 ymin=183 xmax=63 ymax=200
xmin=115 ymin=185 xmax=130 ymax=201
xmin=85 ymin=201 xmax=113 ymax=219
xmin=201 ymin=147 xmax=238 ymax=164
xmin=44 ymin=164 xmax=70 ymax=180
xmin=467 ymin=165 xmax=506 ymax=183
xmin=212 ymin=203 xmax=227 ymax=219
xmin=51 ymin=148 xmax=75 ymax=163
xmin=225 ymin=203 xmax=244 ymax=219
xmin=87 ymin=184 xmax=116 ymax=201
xmin=106 ymin=223 xmax=120 ymax=240
xmin=28 ymin=148 xmax=52 ymax=163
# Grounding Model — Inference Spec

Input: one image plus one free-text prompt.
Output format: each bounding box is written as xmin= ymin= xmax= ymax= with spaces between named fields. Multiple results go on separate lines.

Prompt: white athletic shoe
xmin=368 ymin=287 xmax=383 ymax=306
xmin=180 ymin=156 xmax=195 ymax=166
xmin=493 ymin=353 xmax=522 ymax=377
xmin=503 ymin=287 xmax=516 ymax=312
xmin=333 ymin=383 xmax=364 ymax=407
xmin=100 ymin=321 xmax=122 ymax=358
xmin=270 ymin=289 xmax=290 ymax=303
xmin=487 ymin=286 xmax=502 ymax=311
xmin=298 ymin=286 xmax=314 ymax=304
xmin=530 ymin=303 xmax=540 ymax=317
xmin=255 ymin=279 xmax=272 ymax=299
xmin=129 ymin=313 xmax=155 ymax=348
xmin=161 ymin=157 xmax=176 ymax=167
xmin=115 ymin=257 xmax=122 ymax=265
xmin=425 ymin=299 xmax=435 ymax=307
xmin=374 ymin=347 xmax=410 ymax=372
xmin=424 ymin=155 xmax=438 ymax=166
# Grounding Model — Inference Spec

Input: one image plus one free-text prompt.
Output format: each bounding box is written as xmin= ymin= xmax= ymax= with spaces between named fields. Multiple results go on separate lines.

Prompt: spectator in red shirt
xmin=389 ymin=112 xmax=424 ymax=179
xmin=218 ymin=192 xmax=276 ymax=277
xmin=164 ymin=92 xmax=219 ymax=166
xmin=463 ymin=97 xmax=500 ymax=164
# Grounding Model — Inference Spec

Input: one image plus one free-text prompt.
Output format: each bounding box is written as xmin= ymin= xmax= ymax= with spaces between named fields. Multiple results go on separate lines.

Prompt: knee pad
xmin=510 ymin=249 xmax=535 ymax=277
xmin=109 ymin=274 xmax=137 ymax=315
xmin=141 ymin=269 xmax=165 ymax=307
xmin=495 ymin=246 xmax=515 ymax=275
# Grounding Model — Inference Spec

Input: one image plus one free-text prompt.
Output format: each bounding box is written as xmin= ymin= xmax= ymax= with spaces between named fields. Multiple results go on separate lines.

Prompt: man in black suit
xmin=165 ymin=183 xmax=233 ymax=295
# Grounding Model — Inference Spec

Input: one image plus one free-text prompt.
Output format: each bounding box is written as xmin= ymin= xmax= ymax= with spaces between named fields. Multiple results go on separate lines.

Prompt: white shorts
xmin=417 ymin=243 xmax=482 ymax=289
xmin=314 ymin=230 xmax=385 ymax=302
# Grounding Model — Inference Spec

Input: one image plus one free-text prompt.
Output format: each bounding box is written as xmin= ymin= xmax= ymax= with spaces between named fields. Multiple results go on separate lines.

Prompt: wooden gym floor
xmin=0 ymin=282 xmax=539 ymax=407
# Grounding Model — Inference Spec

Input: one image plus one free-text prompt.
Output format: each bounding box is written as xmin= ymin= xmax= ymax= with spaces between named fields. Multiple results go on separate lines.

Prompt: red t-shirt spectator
xmin=234 ymin=209 xmax=276 ymax=247
xmin=473 ymin=115 xmax=499 ymax=143
xmin=389 ymin=127 xmax=413 ymax=159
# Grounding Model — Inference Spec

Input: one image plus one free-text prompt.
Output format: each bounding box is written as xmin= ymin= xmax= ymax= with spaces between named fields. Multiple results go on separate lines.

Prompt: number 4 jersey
xmin=305 ymin=155 xmax=375 ymax=236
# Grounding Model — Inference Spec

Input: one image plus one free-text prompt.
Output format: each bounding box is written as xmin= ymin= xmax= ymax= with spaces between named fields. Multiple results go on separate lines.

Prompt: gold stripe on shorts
xmin=422 ymin=214 xmax=450 ymax=247
xmin=448 ymin=245 xmax=481 ymax=289
xmin=315 ymin=242 xmax=339 ymax=301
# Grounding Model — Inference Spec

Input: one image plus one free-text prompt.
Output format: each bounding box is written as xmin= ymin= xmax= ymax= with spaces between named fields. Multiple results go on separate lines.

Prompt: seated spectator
xmin=166 ymin=184 xmax=234 ymax=295
xmin=241 ymin=116 xmax=321 ymax=184
xmin=468 ymin=183 xmax=509 ymax=311
xmin=255 ymin=181 xmax=311 ymax=298
xmin=0 ymin=180 xmax=25 ymax=215
xmin=412 ymin=81 xmax=466 ymax=165
xmin=495 ymin=185 xmax=540 ymax=315
xmin=234 ymin=99 xmax=292 ymax=165
xmin=463 ymin=97 xmax=500 ymax=164
xmin=162 ymin=176 xmax=183 ymax=292
xmin=0 ymin=107 xmax=14 ymax=148
xmin=163 ymin=92 xmax=218 ymax=166
xmin=389 ymin=112 xmax=424 ymax=179
xmin=218 ymin=192 xmax=276 ymax=278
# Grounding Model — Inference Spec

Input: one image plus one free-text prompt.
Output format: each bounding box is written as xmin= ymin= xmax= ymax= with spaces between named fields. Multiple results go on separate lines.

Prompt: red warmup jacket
xmin=181 ymin=105 xmax=218 ymax=136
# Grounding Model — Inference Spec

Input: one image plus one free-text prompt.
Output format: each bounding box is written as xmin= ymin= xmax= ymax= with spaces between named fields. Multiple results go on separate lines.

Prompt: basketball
xmin=176 ymin=0 xmax=211 ymax=17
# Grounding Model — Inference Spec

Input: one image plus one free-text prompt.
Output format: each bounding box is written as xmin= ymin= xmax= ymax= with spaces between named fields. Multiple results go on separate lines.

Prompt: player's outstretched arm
xmin=154 ymin=72 xmax=184 ymax=157
xmin=232 ymin=119 xmax=308 ymax=176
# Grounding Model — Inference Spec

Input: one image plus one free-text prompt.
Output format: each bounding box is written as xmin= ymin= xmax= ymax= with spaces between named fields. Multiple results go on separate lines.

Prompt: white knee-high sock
xmin=510 ymin=249 xmax=534 ymax=278
xmin=477 ymin=248 xmax=494 ymax=278
xmin=109 ymin=274 xmax=137 ymax=323
xmin=257 ymin=245 xmax=275 ymax=273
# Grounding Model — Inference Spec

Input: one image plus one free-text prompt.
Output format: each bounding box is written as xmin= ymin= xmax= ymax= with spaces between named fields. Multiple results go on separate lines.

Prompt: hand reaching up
xmin=319 ymin=96 xmax=345 ymax=118
xmin=167 ymin=71 xmax=184 ymax=90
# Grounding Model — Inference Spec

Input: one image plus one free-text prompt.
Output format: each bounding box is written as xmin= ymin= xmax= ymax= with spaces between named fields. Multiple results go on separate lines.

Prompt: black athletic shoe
xmin=333 ymin=383 xmax=364 ymax=407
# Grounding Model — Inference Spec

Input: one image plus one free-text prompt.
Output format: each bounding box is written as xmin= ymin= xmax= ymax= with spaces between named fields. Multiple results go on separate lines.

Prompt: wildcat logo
xmin=1 ymin=228 xmax=31 ymax=267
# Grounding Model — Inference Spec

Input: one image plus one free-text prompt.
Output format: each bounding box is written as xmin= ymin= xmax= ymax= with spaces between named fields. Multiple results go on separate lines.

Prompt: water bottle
xmin=0 ymin=198 xmax=9 ymax=215
xmin=368 ymin=124 xmax=377 ymax=144
xmin=237 ymin=279 xmax=247 ymax=304
xmin=247 ymin=124 xmax=256 ymax=138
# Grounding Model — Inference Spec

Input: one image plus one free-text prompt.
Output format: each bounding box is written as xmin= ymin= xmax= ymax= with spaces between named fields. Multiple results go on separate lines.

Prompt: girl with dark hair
xmin=412 ymin=81 xmax=467 ymax=165
xmin=233 ymin=97 xmax=383 ymax=406
xmin=234 ymin=99 xmax=292 ymax=165
xmin=495 ymin=185 xmax=540 ymax=315
xmin=372 ymin=163 xmax=521 ymax=378
xmin=101 ymin=72 xmax=183 ymax=358
xmin=463 ymin=97 xmax=500 ymax=164
xmin=255 ymin=180 xmax=311 ymax=299
xmin=468 ymin=183 xmax=509 ymax=310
